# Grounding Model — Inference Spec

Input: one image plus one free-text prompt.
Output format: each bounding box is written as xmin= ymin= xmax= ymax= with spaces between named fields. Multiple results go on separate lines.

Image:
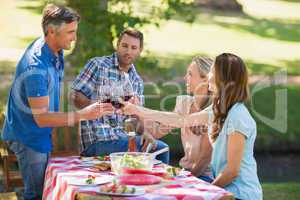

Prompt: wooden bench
xmin=0 ymin=125 xmax=80 ymax=192
xmin=0 ymin=192 xmax=18 ymax=200
xmin=0 ymin=141 xmax=23 ymax=192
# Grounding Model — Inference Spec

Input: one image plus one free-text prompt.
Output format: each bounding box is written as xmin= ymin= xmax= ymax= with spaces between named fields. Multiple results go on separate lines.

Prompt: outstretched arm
xmin=29 ymin=96 xmax=114 ymax=127
xmin=120 ymin=102 xmax=208 ymax=128
xmin=139 ymin=118 xmax=174 ymax=139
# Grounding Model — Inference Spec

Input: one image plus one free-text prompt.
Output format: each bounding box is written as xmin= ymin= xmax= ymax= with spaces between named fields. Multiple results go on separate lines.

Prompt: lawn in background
xmin=262 ymin=183 xmax=300 ymax=200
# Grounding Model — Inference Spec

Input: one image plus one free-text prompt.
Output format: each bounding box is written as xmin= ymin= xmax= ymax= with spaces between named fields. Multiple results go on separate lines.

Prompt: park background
xmin=0 ymin=0 xmax=300 ymax=199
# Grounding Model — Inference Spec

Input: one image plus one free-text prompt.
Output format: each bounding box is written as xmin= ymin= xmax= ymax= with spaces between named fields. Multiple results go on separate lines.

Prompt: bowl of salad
xmin=110 ymin=152 xmax=154 ymax=175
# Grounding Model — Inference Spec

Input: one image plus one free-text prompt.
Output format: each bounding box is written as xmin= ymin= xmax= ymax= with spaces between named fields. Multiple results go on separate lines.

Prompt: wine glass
xmin=96 ymin=80 xmax=117 ymax=127
xmin=123 ymin=73 xmax=136 ymax=103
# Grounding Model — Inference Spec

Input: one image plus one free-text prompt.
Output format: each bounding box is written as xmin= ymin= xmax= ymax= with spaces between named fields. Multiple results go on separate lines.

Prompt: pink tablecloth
xmin=42 ymin=156 xmax=233 ymax=200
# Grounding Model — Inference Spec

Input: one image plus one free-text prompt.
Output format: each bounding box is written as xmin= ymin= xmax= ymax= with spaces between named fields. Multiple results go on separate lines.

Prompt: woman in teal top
xmin=119 ymin=53 xmax=263 ymax=200
xmin=206 ymin=102 xmax=262 ymax=199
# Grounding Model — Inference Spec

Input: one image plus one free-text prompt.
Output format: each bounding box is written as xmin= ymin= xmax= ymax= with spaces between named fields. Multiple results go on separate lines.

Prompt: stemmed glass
xmin=96 ymin=76 xmax=137 ymax=128
xmin=97 ymin=80 xmax=119 ymax=128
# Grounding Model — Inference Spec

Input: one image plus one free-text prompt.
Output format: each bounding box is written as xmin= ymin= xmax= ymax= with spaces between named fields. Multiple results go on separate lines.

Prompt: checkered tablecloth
xmin=42 ymin=156 xmax=234 ymax=200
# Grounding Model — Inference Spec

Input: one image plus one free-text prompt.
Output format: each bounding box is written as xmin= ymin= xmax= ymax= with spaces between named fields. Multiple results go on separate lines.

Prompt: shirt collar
xmin=112 ymin=52 xmax=134 ymax=73
xmin=41 ymin=37 xmax=63 ymax=69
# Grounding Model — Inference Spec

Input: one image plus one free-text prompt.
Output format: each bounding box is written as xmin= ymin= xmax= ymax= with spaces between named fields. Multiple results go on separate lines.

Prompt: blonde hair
xmin=191 ymin=56 xmax=213 ymax=76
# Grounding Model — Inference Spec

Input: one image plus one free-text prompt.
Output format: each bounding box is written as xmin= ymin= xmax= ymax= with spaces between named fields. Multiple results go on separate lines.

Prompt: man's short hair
xmin=117 ymin=28 xmax=144 ymax=49
xmin=42 ymin=4 xmax=80 ymax=36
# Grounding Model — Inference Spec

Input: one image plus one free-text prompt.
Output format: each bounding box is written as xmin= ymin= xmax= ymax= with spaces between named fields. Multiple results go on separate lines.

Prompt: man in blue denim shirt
xmin=71 ymin=29 xmax=170 ymax=164
xmin=1 ymin=4 xmax=114 ymax=200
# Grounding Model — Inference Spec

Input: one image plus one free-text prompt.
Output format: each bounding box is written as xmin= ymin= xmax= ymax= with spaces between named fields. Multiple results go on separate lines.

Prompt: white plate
xmin=68 ymin=176 xmax=113 ymax=186
xmin=97 ymin=186 xmax=145 ymax=196
xmin=178 ymin=170 xmax=192 ymax=177
xmin=153 ymin=159 xmax=162 ymax=165
xmin=80 ymin=160 xmax=110 ymax=166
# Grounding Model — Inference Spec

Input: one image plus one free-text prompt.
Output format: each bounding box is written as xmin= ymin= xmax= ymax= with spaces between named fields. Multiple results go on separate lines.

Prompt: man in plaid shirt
xmin=71 ymin=28 xmax=169 ymax=163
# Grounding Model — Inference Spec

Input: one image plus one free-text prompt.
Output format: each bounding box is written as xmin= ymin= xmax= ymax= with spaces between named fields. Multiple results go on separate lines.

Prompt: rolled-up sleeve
xmin=72 ymin=58 xmax=100 ymax=99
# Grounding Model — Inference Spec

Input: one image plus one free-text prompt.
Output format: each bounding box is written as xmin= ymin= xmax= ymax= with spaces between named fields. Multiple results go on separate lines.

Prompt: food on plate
xmin=93 ymin=162 xmax=111 ymax=171
xmin=120 ymin=153 xmax=149 ymax=169
xmin=166 ymin=166 xmax=182 ymax=177
xmin=85 ymin=175 xmax=96 ymax=184
xmin=95 ymin=155 xmax=110 ymax=161
xmin=118 ymin=174 xmax=161 ymax=185
xmin=100 ymin=182 xmax=136 ymax=194
xmin=79 ymin=155 xmax=110 ymax=162
xmin=79 ymin=156 xmax=89 ymax=160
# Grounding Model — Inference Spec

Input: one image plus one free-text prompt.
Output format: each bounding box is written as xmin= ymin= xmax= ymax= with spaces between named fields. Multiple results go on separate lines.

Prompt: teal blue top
xmin=208 ymin=103 xmax=263 ymax=200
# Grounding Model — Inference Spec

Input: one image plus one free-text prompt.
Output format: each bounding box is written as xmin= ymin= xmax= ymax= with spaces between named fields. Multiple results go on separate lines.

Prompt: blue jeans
xmin=198 ymin=175 xmax=214 ymax=183
xmin=8 ymin=141 xmax=49 ymax=200
xmin=81 ymin=136 xmax=170 ymax=164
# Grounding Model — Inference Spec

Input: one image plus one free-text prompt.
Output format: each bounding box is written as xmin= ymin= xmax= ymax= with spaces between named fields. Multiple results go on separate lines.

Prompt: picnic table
xmin=42 ymin=156 xmax=235 ymax=200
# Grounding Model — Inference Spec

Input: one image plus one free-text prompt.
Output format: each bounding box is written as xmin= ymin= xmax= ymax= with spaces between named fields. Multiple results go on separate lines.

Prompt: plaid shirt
xmin=72 ymin=53 xmax=144 ymax=152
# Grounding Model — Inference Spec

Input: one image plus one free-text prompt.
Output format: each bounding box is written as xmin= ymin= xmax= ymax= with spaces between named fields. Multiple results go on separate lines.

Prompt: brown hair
xmin=117 ymin=28 xmax=144 ymax=49
xmin=211 ymin=53 xmax=249 ymax=142
xmin=42 ymin=4 xmax=80 ymax=36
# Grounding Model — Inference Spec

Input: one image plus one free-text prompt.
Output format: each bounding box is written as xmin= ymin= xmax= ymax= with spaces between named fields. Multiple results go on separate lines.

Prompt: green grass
xmin=263 ymin=183 xmax=300 ymax=200
xmin=0 ymin=0 xmax=41 ymax=49
xmin=251 ymin=85 xmax=300 ymax=152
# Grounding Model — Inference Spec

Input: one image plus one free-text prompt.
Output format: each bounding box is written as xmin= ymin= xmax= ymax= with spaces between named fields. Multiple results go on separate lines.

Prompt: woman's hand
xmin=117 ymin=99 xmax=139 ymax=116
xmin=128 ymin=96 xmax=140 ymax=105
xmin=179 ymin=158 xmax=193 ymax=170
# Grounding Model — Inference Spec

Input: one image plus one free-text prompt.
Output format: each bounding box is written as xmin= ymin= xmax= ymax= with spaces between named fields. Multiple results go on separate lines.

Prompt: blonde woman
xmin=142 ymin=56 xmax=213 ymax=182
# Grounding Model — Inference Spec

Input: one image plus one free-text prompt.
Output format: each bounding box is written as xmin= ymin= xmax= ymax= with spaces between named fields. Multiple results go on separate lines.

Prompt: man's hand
xmin=78 ymin=102 xmax=114 ymax=120
xmin=140 ymin=132 xmax=157 ymax=152
xmin=128 ymin=96 xmax=140 ymax=105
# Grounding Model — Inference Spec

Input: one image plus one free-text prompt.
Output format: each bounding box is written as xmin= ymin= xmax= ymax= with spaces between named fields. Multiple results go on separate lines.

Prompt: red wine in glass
xmin=111 ymin=98 xmax=122 ymax=109
xmin=102 ymin=98 xmax=111 ymax=103
xmin=124 ymin=95 xmax=132 ymax=102
xmin=102 ymin=96 xmax=132 ymax=109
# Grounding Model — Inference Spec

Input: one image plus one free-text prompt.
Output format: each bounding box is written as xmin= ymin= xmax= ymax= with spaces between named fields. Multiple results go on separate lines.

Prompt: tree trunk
xmin=66 ymin=0 xmax=114 ymax=67
xmin=195 ymin=0 xmax=243 ymax=12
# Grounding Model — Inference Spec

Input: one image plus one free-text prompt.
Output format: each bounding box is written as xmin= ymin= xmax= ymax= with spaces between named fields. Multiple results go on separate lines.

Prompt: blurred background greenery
xmin=0 ymin=0 xmax=300 ymax=199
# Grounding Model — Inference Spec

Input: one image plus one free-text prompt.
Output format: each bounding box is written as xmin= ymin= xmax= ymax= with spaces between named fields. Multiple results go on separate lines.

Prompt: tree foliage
xmin=63 ymin=0 xmax=195 ymax=69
